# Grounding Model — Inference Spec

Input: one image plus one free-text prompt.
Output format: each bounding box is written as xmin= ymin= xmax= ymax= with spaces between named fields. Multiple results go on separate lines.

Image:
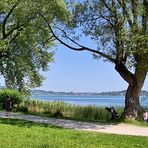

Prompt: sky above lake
xmin=1 ymin=37 xmax=148 ymax=93
xmin=38 ymin=35 xmax=148 ymax=93
xmin=37 ymin=43 xmax=148 ymax=92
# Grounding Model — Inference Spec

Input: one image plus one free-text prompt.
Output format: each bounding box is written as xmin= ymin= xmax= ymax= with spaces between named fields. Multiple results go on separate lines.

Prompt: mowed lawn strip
xmin=0 ymin=118 xmax=148 ymax=148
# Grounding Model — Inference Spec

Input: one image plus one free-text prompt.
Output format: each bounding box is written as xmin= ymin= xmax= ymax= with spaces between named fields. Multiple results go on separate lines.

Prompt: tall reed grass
xmin=17 ymin=99 xmax=123 ymax=121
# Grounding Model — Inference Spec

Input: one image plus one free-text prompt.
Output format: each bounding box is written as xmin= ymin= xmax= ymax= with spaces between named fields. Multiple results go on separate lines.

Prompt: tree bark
xmin=115 ymin=62 xmax=147 ymax=120
xmin=121 ymin=83 xmax=142 ymax=120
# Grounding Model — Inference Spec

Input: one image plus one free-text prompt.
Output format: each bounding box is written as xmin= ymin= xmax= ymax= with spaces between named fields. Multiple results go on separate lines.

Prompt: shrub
xmin=52 ymin=110 xmax=63 ymax=118
xmin=0 ymin=89 xmax=24 ymax=109
xmin=16 ymin=106 xmax=28 ymax=113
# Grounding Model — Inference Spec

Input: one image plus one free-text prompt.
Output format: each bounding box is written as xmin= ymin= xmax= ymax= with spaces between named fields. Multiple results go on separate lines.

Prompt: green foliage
xmin=0 ymin=89 xmax=24 ymax=109
xmin=62 ymin=0 xmax=148 ymax=74
xmin=59 ymin=0 xmax=148 ymax=119
xmin=0 ymin=0 xmax=69 ymax=91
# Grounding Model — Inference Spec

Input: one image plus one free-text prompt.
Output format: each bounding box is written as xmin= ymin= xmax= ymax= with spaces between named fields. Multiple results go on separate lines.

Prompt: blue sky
xmin=37 ymin=42 xmax=148 ymax=92
xmin=1 ymin=39 xmax=148 ymax=92
xmin=36 ymin=34 xmax=148 ymax=92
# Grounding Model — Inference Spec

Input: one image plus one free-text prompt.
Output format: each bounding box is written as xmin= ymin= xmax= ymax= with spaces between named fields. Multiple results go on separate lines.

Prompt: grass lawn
xmin=0 ymin=118 xmax=148 ymax=148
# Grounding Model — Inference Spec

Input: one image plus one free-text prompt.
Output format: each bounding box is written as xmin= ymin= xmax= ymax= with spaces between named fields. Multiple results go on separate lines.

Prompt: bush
xmin=0 ymin=89 xmax=24 ymax=109
xmin=52 ymin=110 xmax=63 ymax=118
xmin=15 ymin=106 xmax=28 ymax=113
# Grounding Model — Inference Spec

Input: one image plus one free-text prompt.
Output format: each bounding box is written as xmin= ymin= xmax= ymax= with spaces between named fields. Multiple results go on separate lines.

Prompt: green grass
xmin=0 ymin=118 xmax=148 ymax=148
xmin=123 ymin=119 xmax=148 ymax=127
xmin=16 ymin=99 xmax=124 ymax=121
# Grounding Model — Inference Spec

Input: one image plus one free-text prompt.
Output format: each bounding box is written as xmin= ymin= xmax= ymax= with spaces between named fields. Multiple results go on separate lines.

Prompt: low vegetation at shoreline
xmin=0 ymin=89 xmax=147 ymax=124
xmin=0 ymin=118 xmax=148 ymax=148
xmin=15 ymin=99 xmax=124 ymax=121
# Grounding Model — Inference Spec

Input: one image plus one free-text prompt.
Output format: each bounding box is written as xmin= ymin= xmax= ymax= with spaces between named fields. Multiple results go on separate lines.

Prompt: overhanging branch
xmin=2 ymin=2 xmax=18 ymax=39
xmin=39 ymin=13 xmax=116 ymax=63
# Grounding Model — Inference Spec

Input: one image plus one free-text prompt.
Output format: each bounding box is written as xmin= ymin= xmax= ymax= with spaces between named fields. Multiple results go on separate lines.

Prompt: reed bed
xmin=17 ymin=98 xmax=123 ymax=121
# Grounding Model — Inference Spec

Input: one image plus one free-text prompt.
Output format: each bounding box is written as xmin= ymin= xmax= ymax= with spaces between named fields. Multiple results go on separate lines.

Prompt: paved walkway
xmin=0 ymin=111 xmax=148 ymax=137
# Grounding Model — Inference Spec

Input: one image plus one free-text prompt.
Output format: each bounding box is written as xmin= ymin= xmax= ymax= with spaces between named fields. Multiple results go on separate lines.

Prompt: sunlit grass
xmin=0 ymin=118 xmax=148 ymax=148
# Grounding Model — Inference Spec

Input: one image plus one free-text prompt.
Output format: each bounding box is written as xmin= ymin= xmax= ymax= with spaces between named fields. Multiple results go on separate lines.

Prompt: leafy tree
xmin=0 ymin=89 xmax=24 ymax=109
xmin=0 ymin=0 xmax=69 ymax=92
xmin=44 ymin=0 xmax=148 ymax=120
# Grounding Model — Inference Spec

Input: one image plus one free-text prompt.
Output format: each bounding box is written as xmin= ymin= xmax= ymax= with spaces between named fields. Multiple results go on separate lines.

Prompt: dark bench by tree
xmin=105 ymin=107 xmax=119 ymax=120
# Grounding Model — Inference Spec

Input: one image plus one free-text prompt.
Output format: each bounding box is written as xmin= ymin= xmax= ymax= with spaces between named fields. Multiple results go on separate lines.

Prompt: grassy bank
xmin=0 ymin=118 xmax=148 ymax=148
xmin=16 ymin=99 xmax=124 ymax=121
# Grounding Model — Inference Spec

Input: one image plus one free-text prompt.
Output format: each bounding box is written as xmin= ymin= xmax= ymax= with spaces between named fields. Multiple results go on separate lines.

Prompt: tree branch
xmin=41 ymin=36 xmax=55 ymax=49
xmin=142 ymin=0 xmax=148 ymax=33
xmin=102 ymin=0 xmax=112 ymax=12
xmin=117 ymin=0 xmax=133 ymax=28
xmin=0 ymin=50 xmax=13 ymax=60
xmin=130 ymin=0 xmax=138 ymax=27
xmin=99 ymin=12 xmax=114 ymax=27
xmin=5 ymin=12 xmax=37 ymax=42
xmin=2 ymin=2 xmax=18 ymax=39
xmin=40 ymin=14 xmax=116 ymax=63
xmin=9 ymin=27 xmax=23 ymax=44
xmin=115 ymin=62 xmax=134 ymax=84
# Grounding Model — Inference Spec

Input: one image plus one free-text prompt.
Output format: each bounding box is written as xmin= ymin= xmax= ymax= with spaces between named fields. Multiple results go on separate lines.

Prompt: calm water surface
xmin=32 ymin=95 xmax=148 ymax=107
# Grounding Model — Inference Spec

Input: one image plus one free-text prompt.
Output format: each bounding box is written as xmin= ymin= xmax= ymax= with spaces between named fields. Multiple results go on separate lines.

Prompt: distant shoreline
xmin=1 ymin=87 xmax=148 ymax=96
xmin=31 ymin=90 xmax=148 ymax=96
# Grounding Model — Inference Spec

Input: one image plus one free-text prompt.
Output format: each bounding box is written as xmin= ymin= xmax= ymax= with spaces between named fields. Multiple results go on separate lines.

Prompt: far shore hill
xmin=0 ymin=86 xmax=148 ymax=96
xmin=31 ymin=90 xmax=148 ymax=96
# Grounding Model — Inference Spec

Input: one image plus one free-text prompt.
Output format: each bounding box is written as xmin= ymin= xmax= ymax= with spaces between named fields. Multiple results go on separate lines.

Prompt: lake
xmin=32 ymin=95 xmax=148 ymax=107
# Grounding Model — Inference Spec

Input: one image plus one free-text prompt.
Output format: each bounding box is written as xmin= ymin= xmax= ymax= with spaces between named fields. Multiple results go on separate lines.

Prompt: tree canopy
xmin=0 ymin=0 xmax=147 ymax=119
xmin=46 ymin=0 xmax=148 ymax=119
xmin=0 ymin=0 xmax=69 ymax=92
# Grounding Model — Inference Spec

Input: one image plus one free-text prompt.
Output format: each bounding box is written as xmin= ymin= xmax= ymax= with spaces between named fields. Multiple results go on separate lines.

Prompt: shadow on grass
xmin=0 ymin=117 xmax=63 ymax=129
xmin=25 ymin=111 xmax=121 ymax=125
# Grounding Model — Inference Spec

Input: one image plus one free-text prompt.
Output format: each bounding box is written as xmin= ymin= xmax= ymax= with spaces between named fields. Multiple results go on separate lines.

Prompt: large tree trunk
xmin=115 ymin=62 xmax=147 ymax=120
xmin=121 ymin=83 xmax=142 ymax=120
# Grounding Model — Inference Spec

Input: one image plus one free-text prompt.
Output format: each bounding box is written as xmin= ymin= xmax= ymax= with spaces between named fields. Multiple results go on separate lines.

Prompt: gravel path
xmin=0 ymin=111 xmax=148 ymax=137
